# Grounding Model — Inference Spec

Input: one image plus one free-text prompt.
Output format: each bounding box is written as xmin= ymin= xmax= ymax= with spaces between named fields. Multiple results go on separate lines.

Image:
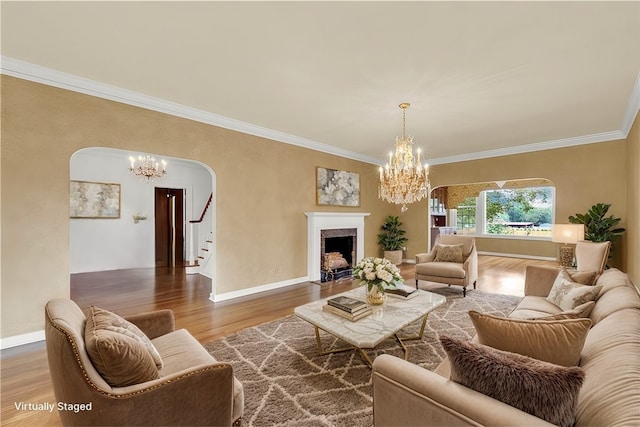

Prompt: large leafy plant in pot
xmin=568 ymin=203 xmax=625 ymax=255
xmin=377 ymin=215 xmax=408 ymax=265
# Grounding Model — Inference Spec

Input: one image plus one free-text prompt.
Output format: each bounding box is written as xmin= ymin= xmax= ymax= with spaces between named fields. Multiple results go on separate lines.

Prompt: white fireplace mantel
xmin=305 ymin=212 xmax=370 ymax=281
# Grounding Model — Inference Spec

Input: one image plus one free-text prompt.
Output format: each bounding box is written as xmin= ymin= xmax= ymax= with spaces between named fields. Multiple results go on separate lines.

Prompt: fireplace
xmin=305 ymin=212 xmax=370 ymax=282
xmin=320 ymin=228 xmax=356 ymax=282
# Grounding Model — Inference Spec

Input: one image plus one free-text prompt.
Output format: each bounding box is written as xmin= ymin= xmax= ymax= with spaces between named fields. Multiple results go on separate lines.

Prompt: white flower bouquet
xmin=352 ymin=257 xmax=403 ymax=291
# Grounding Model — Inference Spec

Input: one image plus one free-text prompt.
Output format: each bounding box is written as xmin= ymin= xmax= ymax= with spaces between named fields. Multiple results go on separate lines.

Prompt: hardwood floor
xmin=0 ymin=255 xmax=557 ymax=426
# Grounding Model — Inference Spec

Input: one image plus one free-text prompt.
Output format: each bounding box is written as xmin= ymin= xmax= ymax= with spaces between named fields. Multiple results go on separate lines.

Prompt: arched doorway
xmin=69 ymin=147 xmax=215 ymax=284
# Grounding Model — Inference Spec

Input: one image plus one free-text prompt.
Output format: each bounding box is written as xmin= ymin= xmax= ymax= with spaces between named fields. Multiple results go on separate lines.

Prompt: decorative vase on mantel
xmin=352 ymin=256 xmax=404 ymax=306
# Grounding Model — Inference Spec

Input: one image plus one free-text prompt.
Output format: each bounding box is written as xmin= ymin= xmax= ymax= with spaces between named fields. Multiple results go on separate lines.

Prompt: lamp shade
xmin=552 ymin=224 xmax=585 ymax=244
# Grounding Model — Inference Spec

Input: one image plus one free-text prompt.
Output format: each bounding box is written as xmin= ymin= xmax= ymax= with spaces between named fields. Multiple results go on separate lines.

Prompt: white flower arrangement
xmin=352 ymin=257 xmax=403 ymax=291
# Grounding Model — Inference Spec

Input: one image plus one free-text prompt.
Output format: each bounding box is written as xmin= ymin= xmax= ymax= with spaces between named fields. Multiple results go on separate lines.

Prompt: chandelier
xmin=128 ymin=155 xmax=167 ymax=181
xmin=378 ymin=103 xmax=429 ymax=212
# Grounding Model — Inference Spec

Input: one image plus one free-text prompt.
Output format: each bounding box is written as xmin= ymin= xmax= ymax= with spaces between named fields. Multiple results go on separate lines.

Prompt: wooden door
xmin=155 ymin=188 xmax=185 ymax=267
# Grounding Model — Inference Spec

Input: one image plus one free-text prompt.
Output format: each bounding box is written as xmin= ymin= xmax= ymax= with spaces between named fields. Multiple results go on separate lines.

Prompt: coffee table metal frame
xmin=294 ymin=287 xmax=446 ymax=367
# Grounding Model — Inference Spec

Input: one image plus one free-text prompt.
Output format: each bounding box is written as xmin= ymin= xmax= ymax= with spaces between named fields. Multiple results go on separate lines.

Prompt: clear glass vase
xmin=366 ymin=284 xmax=387 ymax=306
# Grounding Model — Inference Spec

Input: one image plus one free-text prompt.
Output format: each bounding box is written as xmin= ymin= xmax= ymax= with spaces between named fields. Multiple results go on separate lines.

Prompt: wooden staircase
xmin=185 ymin=239 xmax=213 ymax=274
xmin=185 ymin=193 xmax=214 ymax=275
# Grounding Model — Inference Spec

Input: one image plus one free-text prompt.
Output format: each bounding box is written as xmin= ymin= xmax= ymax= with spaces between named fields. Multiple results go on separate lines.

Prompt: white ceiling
xmin=2 ymin=1 xmax=639 ymax=165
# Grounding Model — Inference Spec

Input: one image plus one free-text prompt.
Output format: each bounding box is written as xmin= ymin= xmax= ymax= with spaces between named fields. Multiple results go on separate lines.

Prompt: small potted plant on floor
xmin=377 ymin=215 xmax=408 ymax=265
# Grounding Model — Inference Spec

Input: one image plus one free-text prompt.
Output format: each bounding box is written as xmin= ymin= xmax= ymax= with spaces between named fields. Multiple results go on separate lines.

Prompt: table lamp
xmin=552 ymin=224 xmax=585 ymax=267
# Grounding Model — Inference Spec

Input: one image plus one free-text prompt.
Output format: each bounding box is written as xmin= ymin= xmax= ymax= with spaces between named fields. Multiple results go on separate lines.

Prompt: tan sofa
xmin=372 ymin=266 xmax=640 ymax=426
xmin=45 ymin=299 xmax=244 ymax=426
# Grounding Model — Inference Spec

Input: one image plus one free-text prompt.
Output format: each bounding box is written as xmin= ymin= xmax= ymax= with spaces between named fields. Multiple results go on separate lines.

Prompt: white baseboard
xmin=1 ymin=330 xmax=45 ymax=350
xmin=478 ymin=251 xmax=556 ymax=261
xmin=211 ymin=276 xmax=309 ymax=302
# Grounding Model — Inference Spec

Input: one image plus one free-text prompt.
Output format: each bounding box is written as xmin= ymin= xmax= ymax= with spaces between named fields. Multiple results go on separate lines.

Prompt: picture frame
xmin=316 ymin=167 xmax=360 ymax=207
xmin=70 ymin=180 xmax=121 ymax=218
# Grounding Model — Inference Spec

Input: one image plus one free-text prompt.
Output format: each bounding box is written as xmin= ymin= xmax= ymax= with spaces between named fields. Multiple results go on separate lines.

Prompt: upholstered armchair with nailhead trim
xmin=45 ymin=299 xmax=243 ymax=426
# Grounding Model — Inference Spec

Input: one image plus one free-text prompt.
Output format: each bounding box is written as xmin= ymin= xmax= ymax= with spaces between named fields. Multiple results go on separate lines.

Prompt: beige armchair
xmin=415 ymin=235 xmax=478 ymax=297
xmin=45 ymin=299 xmax=244 ymax=426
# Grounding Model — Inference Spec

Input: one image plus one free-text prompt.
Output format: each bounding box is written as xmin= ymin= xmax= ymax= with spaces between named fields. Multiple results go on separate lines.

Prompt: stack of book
xmin=384 ymin=283 xmax=419 ymax=299
xmin=323 ymin=295 xmax=372 ymax=321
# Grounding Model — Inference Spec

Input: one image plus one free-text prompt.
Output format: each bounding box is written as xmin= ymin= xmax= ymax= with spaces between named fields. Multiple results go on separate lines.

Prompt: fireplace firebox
xmin=320 ymin=228 xmax=356 ymax=282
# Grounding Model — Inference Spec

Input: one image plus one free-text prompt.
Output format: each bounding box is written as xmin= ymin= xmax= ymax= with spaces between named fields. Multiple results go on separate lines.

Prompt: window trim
xmin=460 ymin=233 xmax=552 ymax=241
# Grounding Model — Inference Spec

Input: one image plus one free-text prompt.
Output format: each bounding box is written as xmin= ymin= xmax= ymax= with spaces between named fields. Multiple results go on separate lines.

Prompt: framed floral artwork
xmin=316 ymin=167 xmax=360 ymax=207
xmin=70 ymin=180 xmax=121 ymax=218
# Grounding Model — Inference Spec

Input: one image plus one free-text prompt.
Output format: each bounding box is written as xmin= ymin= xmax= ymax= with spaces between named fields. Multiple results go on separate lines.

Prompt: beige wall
xmin=0 ymin=76 xmax=396 ymax=339
xmin=626 ymin=112 xmax=639 ymax=285
xmin=401 ymin=134 xmax=632 ymax=269
xmin=1 ymin=75 xmax=637 ymax=340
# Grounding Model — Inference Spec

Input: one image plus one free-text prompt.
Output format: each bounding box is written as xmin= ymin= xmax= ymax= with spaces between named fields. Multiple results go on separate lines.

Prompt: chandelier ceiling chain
xmin=129 ymin=155 xmax=167 ymax=181
xmin=378 ymin=103 xmax=430 ymax=212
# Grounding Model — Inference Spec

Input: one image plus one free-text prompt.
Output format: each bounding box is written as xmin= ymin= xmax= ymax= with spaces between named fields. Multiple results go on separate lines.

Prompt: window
xmin=477 ymin=187 xmax=554 ymax=237
xmin=457 ymin=197 xmax=477 ymax=234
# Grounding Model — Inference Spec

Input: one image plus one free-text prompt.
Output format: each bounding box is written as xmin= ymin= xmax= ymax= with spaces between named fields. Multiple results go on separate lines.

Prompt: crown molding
xmin=620 ymin=72 xmax=640 ymax=136
xmin=0 ymin=56 xmax=380 ymax=165
xmin=2 ymin=56 xmax=637 ymax=167
xmin=427 ymin=129 xmax=627 ymax=166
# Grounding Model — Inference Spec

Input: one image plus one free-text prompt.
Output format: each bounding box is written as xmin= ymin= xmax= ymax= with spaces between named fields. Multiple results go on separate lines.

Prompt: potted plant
xmin=568 ymin=203 xmax=625 ymax=255
xmin=377 ymin=215 xmax=408 ymax=265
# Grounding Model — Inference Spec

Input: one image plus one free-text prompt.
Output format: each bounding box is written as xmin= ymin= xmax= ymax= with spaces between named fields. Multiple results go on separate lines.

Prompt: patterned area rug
xmin=204 ymin=286 xmax=521 ymax=427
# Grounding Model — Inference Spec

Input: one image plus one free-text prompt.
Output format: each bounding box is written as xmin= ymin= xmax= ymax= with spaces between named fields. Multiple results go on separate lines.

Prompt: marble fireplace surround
xmin=305 ymin=212 xmax=370 ymax=282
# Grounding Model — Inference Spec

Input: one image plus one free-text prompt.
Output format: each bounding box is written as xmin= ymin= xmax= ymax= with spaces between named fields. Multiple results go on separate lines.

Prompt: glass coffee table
xmin=294 ymin=287 xmax=446 ymax=367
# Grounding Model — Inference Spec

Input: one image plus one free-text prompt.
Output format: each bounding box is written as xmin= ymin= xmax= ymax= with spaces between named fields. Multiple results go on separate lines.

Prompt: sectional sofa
xmin=372 ymin=266 xmax=640 ymax=426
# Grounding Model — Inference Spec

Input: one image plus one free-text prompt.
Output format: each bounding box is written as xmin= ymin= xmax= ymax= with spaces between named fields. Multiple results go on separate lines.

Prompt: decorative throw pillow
xmin=561 ymin=269 xmax=598 ymax=286
xmin=534 ymin=312 xmax=580 ymax=321
xmin=538 ymin=301 xmax=595 ymax=320
xmin=434 ymin=243 xmax=464 ymax=263
xmin=547 ymin=272 xmax=602 ymax=311
xmin=468 ymin=310 xmax=591 ymax=366
xmin=85 ymin=327 xmax=160 ymax=387
xmin=440 ymin=335 xmax=585 ymax=427
xmin=86 ymin=306 xmax=163 ymax=369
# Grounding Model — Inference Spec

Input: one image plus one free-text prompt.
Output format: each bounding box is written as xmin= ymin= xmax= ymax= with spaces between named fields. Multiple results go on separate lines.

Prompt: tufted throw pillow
xmin=469 ymin=310 xmax=591 ymax=366
xmin=434 ymin=243 xmax=464 ymax=263
xmin=86 ymin=306 xmax=163 ymax=369
xmin=547 ymin=272 xmax=602 ymax=311
xmin=440 ymin=335 xmax=585 ymax=427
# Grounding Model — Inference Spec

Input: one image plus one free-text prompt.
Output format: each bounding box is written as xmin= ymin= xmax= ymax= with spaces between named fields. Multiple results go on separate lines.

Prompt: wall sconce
xmin=552 ymin=224 xmax=585 ymax=267
xmin=133 ymin=213 xmax=147 ymax=224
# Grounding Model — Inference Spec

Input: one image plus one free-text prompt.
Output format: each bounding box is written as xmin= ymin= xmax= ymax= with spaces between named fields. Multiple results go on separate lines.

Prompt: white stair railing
xmin=186 ymin=193 xmax=213 ymax=275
